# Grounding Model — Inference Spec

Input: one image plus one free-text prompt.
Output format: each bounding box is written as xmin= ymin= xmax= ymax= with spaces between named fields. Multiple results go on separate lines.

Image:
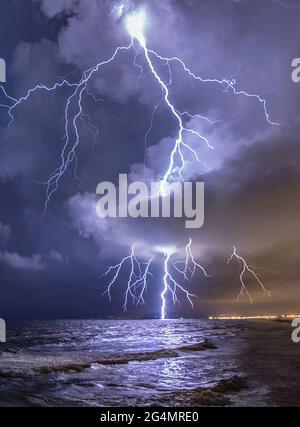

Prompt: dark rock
xmin=177 ymin=339 xmax=217 ymax=351
xmin=212 ymin=375 xmax=248 ymax=393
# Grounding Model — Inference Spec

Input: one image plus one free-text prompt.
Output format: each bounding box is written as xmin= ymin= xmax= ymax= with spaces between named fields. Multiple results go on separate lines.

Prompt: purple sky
xmin=0 ymin=0 xmax=299 ymax=319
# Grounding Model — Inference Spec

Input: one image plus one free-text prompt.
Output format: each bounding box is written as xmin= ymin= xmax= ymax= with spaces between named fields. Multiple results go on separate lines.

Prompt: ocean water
xmin=0 ymin=319 xmax=299 ymax=407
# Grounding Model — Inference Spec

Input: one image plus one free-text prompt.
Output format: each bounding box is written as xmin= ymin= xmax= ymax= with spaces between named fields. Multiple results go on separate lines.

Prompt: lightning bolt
xmin=0 ymin=7 xmax=276 ymax=314
xmin=0 ymin=8 xmax=278 ymax=210
xmin=101 ymin=244 xmax=154 ymax=311
xmin=42 ymin=44 xmax=133 ymax=212
xmin=102 ymin=238 xmax=208 ymax=320
xmin=1 ymin=43 xmax=134 ymax=212
xmin=160 ymin=239 xmax=209 ymax=320
xmin=126 ymin=10 xmax=278 ymax=192
xmin=227 ymin=246 xmax=271 ymax=303
xmin=160 ymin=247 xmax=196 ymax=321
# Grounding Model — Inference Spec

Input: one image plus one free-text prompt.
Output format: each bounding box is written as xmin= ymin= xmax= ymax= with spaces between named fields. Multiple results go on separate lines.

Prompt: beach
xmin=0 ymin=319 xmax=299 ymax=407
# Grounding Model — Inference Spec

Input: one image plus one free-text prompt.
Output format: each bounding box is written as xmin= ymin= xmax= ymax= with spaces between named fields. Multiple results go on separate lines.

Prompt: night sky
xmin=0 ymin=0 xmax=299 ymax=319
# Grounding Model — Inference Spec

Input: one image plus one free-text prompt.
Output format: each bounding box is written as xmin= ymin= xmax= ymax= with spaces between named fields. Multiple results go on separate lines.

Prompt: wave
xmin=141 ymin=375 xmax=248 ymax=407
xmin=0 ymin=340 xmax=217 ymax=377
xmin=34 ymin=348 xmax=180 ymax=374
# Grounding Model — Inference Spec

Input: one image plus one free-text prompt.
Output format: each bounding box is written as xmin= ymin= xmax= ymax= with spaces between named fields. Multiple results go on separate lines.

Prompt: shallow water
xmin=0 ymin=319 xmax=299 ymax=406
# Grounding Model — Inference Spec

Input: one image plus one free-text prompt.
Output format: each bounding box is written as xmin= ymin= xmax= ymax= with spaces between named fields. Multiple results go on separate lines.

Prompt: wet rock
xmin=212 ymin=375 xmax=248 ymax=393
xmin=177 ymin=340 xmax=217 ymax=351
xmin=99 ymin=349 xmax=179 ymax=365
xmin=35 ymin=362 xmax=91 ymax=374
xmin=187 ymin=389 xmax=230 ymax=406
xmin=0 ymin=369 xmax=30 ymax=378
xmin=151 ymin=387 xmax=230 ymax=407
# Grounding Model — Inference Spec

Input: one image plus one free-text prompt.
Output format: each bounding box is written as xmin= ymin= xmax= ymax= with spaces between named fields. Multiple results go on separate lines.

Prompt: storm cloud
xmin=0 ymin=0 xmax=299 ymax=318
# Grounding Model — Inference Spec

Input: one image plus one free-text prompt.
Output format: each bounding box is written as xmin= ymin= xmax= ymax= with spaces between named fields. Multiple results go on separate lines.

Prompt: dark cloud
xmin=0 ymin=0 xmax=299 ymax=318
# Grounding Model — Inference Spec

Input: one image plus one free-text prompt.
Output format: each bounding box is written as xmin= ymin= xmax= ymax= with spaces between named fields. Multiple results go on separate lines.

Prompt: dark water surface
xmin=0 ymin=319 xmax=299 ymax=406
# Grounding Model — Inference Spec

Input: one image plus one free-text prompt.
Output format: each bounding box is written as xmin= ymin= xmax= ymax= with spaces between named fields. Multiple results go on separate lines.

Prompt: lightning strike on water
xmin=0 ymin=7 xmax=276 ymax=316
xmin=103 ymin=238 xmax=209 ymax=320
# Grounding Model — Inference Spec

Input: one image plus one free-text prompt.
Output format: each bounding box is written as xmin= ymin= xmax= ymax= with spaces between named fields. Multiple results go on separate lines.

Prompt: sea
xmin=0 ymin=319 xmax=299 ymax=407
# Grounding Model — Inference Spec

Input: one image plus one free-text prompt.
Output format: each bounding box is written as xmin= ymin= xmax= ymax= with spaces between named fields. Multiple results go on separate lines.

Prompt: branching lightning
xmin=0 ymin=8 xmax=278 ymax=209
xmin=102 ymin=238 xmax=209 ymax=319
xmin=101 ymin=244 xmax=153 ymax=311
xmin=0 ymin=7 xmax=276 ymax=316
xmin=159 ymin=239 xmax=209 ymax=320
xmin=227 ymin=246 xmax=271 ymax=303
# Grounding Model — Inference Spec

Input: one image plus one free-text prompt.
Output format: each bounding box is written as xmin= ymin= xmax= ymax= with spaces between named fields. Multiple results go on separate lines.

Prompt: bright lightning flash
xmin=0 ymin=8 xmax=278 ymax=210
xmin=125 ymin=9 xmax=279 ymax=193
xmin=0 ymin=8 xmax=276 ymax=315
xmin=126 ymin=10 xmax=146 ymax=47
xmin=103 ymin=239 xmax=209 ymax=320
